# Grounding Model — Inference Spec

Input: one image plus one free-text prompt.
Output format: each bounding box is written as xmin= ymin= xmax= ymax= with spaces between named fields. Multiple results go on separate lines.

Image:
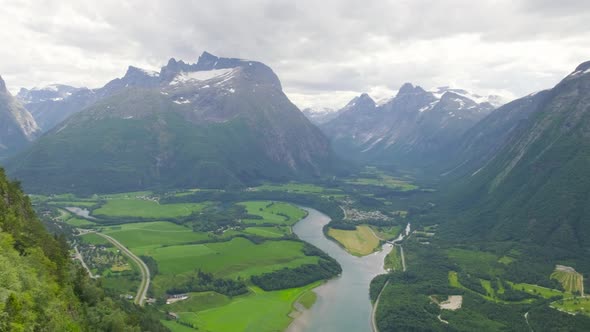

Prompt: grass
xmin=48 ymin=201 xmax=97 ymax=207
xmin=328 ymin=225 xmax=381 ymax=256
xmin=65 ymin=217 xmax=96 ymax=227
xmin=242 ymin=226 xmax=291 ymax=238
xmin=498 ymin=256 xmax=515 ymax=265
xmin=239 ymin=201 xmax=307 ymax=226
xmin=148 ymin=237 xmax=318 ymax=278
xmin=371 ymin=225 xmax=401 ymax=241
xmin=101 ymin=221 xmax=212 ymax=253
xmin=384 ymin=246 xmax=402 ymax=271
xmin=161 ymin=320 xmax=197 ymax=332
xmin=168 ymin=291 xmax=231 ymax=313
xmin=93 ymin=199 xmax=207 ymax=219
xmin=254 ymin=182 xmax=327 ymax=194
xmin=551 ymin=266 xmax=584 ymax=294
xmin=344 ymin=171 xmax=418 ymax=191
xmin=446 ymin=248 xmax=501 ymax=276
xmin=297 ymin=290 xmax=317 ymax=309
xmin=177 ymin=284 xmax=319 ymax=332
xmin=508 ymin=282 xmax=564 ymax=299
xmin=80 ymin=233 xmax=110 ymax=245
xmin=552 ymin=297 xmax=590 ymax=316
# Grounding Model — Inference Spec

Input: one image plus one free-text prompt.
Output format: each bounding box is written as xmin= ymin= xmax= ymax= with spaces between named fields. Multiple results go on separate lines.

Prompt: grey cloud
xmin=0 ymin=0 xmax=589 ymax=109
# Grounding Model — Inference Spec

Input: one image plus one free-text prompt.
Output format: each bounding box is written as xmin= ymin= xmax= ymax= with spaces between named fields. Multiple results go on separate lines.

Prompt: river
xmin=288 ymin=208 xmax=393 ymax=332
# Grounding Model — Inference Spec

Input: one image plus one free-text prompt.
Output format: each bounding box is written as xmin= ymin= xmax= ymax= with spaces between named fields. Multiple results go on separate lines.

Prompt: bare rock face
xmin=0 ymin=75 xmax=40 ymax=158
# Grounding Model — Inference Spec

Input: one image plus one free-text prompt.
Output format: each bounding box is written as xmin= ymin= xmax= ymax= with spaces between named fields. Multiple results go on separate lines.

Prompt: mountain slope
xmin=0 ymin=76 xmax=40 ymax=159
xmin=18 ymin=66 xmax=162 ymax=132
xmin=7 ymin=52 xmax=335 ymax=194
xmin=321 ymin=84 xmax=496 ymax=168
xmin=443 ymin=60 xmax=590 ymax=252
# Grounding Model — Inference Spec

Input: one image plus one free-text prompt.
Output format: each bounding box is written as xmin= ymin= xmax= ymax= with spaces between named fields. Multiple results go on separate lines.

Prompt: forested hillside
xmin=0 ymin=168 xmax=168 ymax=331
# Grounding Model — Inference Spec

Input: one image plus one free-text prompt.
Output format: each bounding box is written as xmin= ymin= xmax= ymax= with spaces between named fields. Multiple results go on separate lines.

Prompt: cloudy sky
xmin=1 ymin=0 xmax=589 ymax=110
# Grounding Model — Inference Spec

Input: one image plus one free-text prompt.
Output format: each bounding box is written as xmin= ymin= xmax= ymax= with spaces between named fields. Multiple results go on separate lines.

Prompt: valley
xmin=35 ymin=172 xmax=414 ymax=331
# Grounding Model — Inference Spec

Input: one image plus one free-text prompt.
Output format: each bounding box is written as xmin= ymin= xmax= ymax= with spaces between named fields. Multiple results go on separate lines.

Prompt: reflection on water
xmin=288 ymin=208 xmax=392 ymax=332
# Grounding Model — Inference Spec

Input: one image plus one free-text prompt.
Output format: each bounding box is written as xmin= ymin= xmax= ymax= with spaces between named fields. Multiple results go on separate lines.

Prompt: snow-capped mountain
xmin=7 ymin=52 xmax=336 ymax=194
xmin=320 ymin=83 xmax=498 ymax=167
xmin=302 ymin=107 xmax=340 ymax=125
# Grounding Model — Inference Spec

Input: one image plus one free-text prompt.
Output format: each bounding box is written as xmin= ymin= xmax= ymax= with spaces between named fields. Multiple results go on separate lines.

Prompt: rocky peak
xmin=0 ymin=75 xmax=6 ymax=93
xmin=574 ymin=60 xmax=590 ymax=73
xmin=397 ymin=82 xmax=427 ymax=96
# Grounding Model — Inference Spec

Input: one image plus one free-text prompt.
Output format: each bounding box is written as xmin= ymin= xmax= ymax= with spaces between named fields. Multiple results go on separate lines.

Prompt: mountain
xmin=7 ymin=52 xmax=336 ymax=194
xmin=18 ymin=66 xmax=162 ymax=132
xmin=302 ymin=107 xmax=340 ymax=125
xmin=321 ymin=83 xmax=497 ymax=168
xmin=0 ymin=76 xmax=40 ymax=159
xmin=442 ymin=60 xmax=590 ymax=252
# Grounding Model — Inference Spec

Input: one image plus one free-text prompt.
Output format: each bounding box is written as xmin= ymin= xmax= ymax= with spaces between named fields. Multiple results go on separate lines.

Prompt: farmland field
xmin=93 ymin=199 xmax=208 ymax=218
xmin=101 ymin=221 xmax=212 ymax=253
xmin=239 ymin=201 xmax=307 ymax=225
xmin=551 ymin=265 xmax=584 ymax=294
xmin=175 ymin=284 xmax=320 ymax=332
xmin=149 ymin=237 xmax=318 ymax=278
xmin=328 ymin=225 xmax=381 ymax=256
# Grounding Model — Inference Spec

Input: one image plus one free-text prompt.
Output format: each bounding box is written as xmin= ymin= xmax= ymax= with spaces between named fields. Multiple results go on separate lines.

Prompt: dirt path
xmin=95 ymin=232 xmax=151 ymax=306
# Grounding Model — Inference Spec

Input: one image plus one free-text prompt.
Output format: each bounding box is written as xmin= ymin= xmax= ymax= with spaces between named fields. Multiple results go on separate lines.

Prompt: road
xmin=94 ymin=232 xmax=151 ymax=306
xmin=74 ymin=246 xmax=99 ymax=279
xmin=371 ymin=280 xmax=390 ymax=332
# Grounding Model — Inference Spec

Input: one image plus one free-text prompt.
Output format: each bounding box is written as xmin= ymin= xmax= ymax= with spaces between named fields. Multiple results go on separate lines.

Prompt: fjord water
xmin=289 ymin=208 xmax=393 ymax=332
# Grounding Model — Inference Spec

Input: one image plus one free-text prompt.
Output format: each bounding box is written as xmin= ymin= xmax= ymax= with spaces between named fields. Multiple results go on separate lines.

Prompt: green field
xmin=508 ymin=282 xmax=564 ymax=299
xmin=552 ymin=297 xmax=590 ymax=316
xmin=57 ymin=209 xmax=96 ymax=227
xmin=243 ymin=226 xmax=291 ymax=238
xmin=93 ymin=199 xmax=207 ymax=218
xmin=254 ymin=182 xmax=327 ymax=194
xmin=239 ymin=201 xmax=307 ymax=225
xmin=551 ymin=266 xmax=584 ymax=294
xmin=371 ymin=225 xmax=401 ymax=240
xmin=384 ymin=246 xmax=403 ymax=271
xmin=446 ymin=248 xmax=502 ymax=276
xmin=175 ymin=284 xmax=320 ymax=332
xmin=101 ymin=221 xmax=212 ymax=253
xmin=328 ymin=225 xmax=381 ymax=256
xmin=149 ymin=237 xmax=317 ymax=278
xmin=80 ymin=233 xmax=110 ymax=245
xmin=344 ymin=170 xmax=418 ymax=191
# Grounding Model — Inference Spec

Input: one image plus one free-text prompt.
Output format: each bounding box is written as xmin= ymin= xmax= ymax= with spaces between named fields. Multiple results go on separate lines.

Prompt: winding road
xmin=94 ymin=232 xmax=151 ymax=306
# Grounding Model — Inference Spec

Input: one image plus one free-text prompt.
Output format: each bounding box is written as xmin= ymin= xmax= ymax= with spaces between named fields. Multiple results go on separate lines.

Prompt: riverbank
xmin=288 ymin=208 xmax=393 ymax=332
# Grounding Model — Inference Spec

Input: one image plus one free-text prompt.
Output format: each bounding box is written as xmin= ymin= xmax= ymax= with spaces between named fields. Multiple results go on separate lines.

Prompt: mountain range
xmin=318 ymin=83 xmax=502 ymax=169
xmin=6 ymin=52 xmax=336 ymax=194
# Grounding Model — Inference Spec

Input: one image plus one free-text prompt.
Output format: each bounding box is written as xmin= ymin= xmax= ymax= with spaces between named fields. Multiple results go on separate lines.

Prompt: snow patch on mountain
xmin=169 ymin=68 xmax=236 ymax=86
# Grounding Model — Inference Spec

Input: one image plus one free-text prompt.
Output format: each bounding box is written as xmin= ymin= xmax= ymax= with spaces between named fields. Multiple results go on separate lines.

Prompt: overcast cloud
xmin=1 ymin=0 xmax=589 ymax=109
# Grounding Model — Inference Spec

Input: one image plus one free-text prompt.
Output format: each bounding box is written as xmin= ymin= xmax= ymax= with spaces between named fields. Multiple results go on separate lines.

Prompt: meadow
xmin=328 ymin=225 xmax=381 ymax=256
xmin=149 ymin=237 xmax=318 ymax=278
xmin=93 ymin=199 xmax=208 ymax=218
xmin=172 ymin=284 xmax=320 ymax=332
xmin=239 ymin=201 xmax=307 ymax=225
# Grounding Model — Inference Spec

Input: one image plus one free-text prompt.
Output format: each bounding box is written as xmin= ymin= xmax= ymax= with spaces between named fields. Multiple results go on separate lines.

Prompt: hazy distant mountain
xmin=301 ymin=107 xmax=341 ymax=125
xmin=321 ymin=83 xmax=498 ymax=168
xmin=18 ymin=66 xmax=162 ymax=132
xmin=7 ymin=52 xmax=336 ymax=194
xmin=0 ymin=76 xmax=40 ymax=159
xmin=443 ymin=60 xmax=590 ymax=251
